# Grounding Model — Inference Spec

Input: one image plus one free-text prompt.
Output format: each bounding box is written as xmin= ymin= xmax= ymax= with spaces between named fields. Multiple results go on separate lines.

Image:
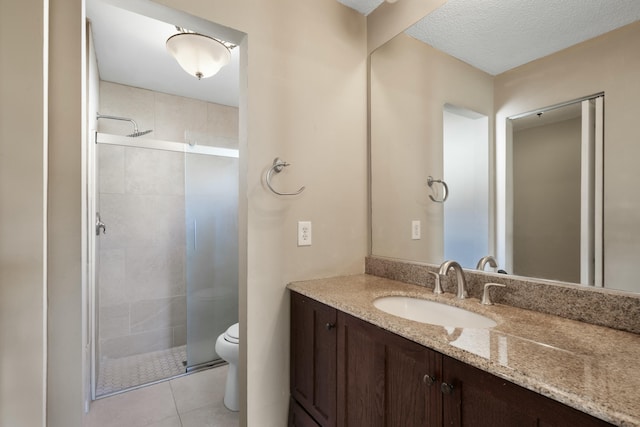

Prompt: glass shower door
xmin=184 ymin=153 xmax=239 ymax=370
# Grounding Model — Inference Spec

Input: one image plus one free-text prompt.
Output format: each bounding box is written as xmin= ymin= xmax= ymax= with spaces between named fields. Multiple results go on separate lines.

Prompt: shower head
xmin=96 ymin=113 xmax=153 ymax=138
xmin=127 ymin=129 xmax=153 ymax=138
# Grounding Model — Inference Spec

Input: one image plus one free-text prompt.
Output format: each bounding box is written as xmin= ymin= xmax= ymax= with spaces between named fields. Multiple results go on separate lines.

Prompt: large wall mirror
xmin=370 ymin=1 xmax=640 ymax=294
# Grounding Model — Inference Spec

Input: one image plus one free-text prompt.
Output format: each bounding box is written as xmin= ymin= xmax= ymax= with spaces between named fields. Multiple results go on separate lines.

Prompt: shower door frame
xmin=90 ymin=132 xmax=239 ymax=399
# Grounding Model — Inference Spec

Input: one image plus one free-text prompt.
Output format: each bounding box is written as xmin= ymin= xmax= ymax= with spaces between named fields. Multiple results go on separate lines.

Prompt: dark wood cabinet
xmin=337 ymin=311 xmax=442 ymax=427
xmin=289 ymin=397 xmax=321 ymax=427
xmin=290 ymin=291 xmax=613 ymax=427
xmin=336 ymin=310 xmax=386 ymax=427
xmin=442 ymin=356 xmax=612 ymax=427
xmin=290 ymin=292 xmax=337 ymax=427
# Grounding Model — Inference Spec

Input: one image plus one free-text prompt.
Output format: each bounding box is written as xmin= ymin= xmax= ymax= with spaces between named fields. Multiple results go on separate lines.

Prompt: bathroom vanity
xmin=287 ymin=274 xmax=640 ymax=427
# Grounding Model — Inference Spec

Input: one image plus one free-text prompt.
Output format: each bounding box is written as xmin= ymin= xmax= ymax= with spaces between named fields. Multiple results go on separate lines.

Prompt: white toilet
xmin=215 ymin=323 xmax=240 ymax=412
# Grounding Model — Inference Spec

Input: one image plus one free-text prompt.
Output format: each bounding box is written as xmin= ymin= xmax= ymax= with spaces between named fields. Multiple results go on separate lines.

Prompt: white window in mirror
xmin=443 ymin=104 xmax=490 ymax=270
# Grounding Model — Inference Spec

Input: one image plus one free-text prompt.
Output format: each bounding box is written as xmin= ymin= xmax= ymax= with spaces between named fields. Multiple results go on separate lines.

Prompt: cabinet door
xmin=290 ymin=292 xmax=337 ymax=427
xmin=384 ymin=325 xmax=442 ymax=427
xmin=336 ymin=312 xmax=386 ymax=427
xmin=442 ymin=355 xmax=614 ymax=427
xmin=337 ymin=312 xmax=440 ymax=427
xmin=289 ymin=397 xmax=321 ymax=427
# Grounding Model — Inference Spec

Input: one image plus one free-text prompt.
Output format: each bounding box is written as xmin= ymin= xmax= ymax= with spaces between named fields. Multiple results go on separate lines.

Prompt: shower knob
xmin=96 ymin=213 xmax=106 ymax=236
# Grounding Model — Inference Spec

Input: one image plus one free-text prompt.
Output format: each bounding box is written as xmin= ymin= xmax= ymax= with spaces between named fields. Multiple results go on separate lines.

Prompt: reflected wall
xmin=370 ymin=33 xmax=493 ymax=264
xmin=512 ymin=116 xmax=581 ymax=282
xmin=495 ymin=22 xmax=640 ymax=292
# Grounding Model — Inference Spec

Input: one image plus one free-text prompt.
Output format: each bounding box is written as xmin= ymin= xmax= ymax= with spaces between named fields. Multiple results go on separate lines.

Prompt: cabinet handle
xmin=325 ymin=322 xmax=336 ymax=330
xmin=441 ymin=382 xmax=454 ymax=394
xmin=423 ymin=374 xmax=436 ymax=386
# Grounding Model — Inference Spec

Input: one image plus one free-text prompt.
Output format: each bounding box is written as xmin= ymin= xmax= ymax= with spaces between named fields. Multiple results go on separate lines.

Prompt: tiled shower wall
xmin=97 ymin=81 xmax=238 ymax=359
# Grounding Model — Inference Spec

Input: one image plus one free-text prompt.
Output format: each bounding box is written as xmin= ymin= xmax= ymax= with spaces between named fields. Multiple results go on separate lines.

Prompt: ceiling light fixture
xmin=166 ymin=28 xmax=231 ymax=80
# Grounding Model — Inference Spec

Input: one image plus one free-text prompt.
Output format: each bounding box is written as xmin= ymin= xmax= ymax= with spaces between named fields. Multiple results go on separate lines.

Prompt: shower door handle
xmin=96 ymin=213 xmax=106 ymax=236
xmin=193 ymin=219 xmax=197 ymax=251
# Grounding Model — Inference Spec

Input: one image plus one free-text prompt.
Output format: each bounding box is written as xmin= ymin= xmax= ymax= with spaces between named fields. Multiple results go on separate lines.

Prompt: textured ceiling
xmin=337 ymin=0 xmax=384 ymax=16
xmin=341 ymin=0 xmax=640 ymax=75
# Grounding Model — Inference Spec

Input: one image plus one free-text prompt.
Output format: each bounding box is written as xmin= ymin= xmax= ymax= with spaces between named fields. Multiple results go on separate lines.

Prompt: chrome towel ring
xmin=265 ymin=157 xmax=306 ymax=196
xmin=427 ymin=176 xmax=449 ymax=203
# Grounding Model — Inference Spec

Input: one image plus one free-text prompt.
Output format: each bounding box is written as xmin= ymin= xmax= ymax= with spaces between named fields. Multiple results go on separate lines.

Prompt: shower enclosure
xmin=92 ymin=133 xmax=238 ymax=397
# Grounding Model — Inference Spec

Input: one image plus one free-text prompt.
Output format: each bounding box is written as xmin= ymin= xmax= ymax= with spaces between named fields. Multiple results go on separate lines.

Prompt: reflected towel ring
xmin=265 ymin=157 xmax=306 ymax=196
xmin=427 ymin=176 xmax=449 ymax=203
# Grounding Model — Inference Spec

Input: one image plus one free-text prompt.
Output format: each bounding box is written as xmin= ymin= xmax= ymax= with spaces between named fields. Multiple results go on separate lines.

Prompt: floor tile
xmin=85 ymin=381 xmax=177 ymax=427
xmin=144 ymin=415 xmax=183 ymax=427
xmin=179 ymin=404 xmax=240 ymax=427
xmin=97 ymin=345 xmax=187 ymax=396
xmin=169 ymin=365 xmax=228 ymax=414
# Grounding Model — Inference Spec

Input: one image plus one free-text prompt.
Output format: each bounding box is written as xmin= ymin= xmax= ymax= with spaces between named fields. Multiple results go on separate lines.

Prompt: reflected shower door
xmin=185 ymin=153 xmax=239 ymax=370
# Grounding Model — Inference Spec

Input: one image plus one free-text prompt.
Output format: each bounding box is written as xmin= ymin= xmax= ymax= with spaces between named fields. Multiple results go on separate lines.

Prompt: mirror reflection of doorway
xmin=508 ymin=95 xmax=603 ymax=285
xmin=443 ymin=104 xmax=490 ymax=269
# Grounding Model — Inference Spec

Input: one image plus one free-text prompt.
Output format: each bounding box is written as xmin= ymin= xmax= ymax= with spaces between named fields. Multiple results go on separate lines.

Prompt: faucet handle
xmin=481 ymin=283 xmax=506 ymax=305
xmin=427 ymin=271 xmax=444 ymax=294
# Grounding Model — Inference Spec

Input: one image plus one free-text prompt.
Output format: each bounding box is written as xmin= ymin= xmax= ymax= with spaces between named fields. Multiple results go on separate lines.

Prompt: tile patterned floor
xmin=85 ymin=365 xmax=239 ymax=427
xmin=97 ymin=345 xmax=188 ymax=396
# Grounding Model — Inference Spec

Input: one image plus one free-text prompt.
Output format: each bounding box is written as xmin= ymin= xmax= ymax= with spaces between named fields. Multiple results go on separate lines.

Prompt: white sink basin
xmin=373 ymin=296 xmax=497 ymax=328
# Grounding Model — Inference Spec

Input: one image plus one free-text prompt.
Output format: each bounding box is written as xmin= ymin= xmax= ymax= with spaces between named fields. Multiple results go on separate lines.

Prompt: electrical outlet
xmin=411 ymin=220 xmax=421 ymax=240
xmin=298 ymin=221 xmax=312 ymax=246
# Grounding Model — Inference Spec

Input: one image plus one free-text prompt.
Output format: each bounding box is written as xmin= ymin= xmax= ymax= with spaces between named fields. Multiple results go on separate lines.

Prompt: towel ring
xmin=265 ymin=157 xmax=306 ymax=196
xmin=427 ymin=176 xmax=449 ymax=203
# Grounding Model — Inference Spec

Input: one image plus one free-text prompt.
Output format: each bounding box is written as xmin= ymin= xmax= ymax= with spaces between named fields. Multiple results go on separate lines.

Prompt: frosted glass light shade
xmin=166 ymin=33 xmax=230 ymax=80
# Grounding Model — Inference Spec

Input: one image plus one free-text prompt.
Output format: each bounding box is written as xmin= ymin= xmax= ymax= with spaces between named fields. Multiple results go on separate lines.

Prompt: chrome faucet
xmin=427 ymin=271 xmax=443 ymax=294
xmin=476 ymin=255 xmax=498 ymax=271
xmin=438 ymin=260 xmax=468 ymax=299
xmin=481 ymin=283 xmax=506 ymax=305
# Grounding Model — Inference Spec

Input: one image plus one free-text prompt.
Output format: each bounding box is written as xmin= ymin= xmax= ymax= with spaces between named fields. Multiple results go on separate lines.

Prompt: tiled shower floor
xmin=97 ymin=345 xmax=187 ymax=397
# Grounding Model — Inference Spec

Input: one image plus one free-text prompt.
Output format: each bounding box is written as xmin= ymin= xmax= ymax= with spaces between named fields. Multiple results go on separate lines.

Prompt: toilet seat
xmin=223 ymin=323 xmax=239 ymax=344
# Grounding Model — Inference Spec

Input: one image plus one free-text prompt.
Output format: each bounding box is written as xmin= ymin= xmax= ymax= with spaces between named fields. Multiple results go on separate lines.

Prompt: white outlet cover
xmin=298 ymin=221 xmax=312 ymax=246
xmin=411 ymin=220 xmax=421 ymax=240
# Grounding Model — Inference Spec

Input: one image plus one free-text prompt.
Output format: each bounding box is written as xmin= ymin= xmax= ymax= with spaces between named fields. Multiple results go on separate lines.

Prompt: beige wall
xmin=0 ymin=0 xmax=47 ymax=426
xmin=48 ymin=0 xmax=85 ymax=424
xmin=495 ymin=21 xmax=640 ymax=292
xmin=370 ymin=33 xmax=493 ymax=264
xmin=367 ymin=0 xmax=446 ymax=53
xmin=171 ymin=3 xmax=368 ymax=425
xmin=158 ymin=2 xmax=368 ymax=425
xmin=14 ymin=0 xmax=366 ymax=426
xmin=513 ymin=118 xmax=581 ymax=282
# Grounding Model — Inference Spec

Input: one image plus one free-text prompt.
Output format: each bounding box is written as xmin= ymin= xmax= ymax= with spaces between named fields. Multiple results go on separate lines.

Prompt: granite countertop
xmin=288 ymin=274 xmax=640 ymax=427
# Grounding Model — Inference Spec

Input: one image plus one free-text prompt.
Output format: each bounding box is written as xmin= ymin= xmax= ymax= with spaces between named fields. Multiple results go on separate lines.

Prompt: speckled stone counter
xmin=288 ymin=274 xmax=640 ymax=427
xmin=366 ymin=256 xmax=640 ymax=335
